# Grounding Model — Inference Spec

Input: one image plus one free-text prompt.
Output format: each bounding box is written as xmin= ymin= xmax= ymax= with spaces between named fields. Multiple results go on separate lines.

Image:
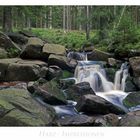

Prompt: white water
xmin=74 ymin=60 xmax=129 ymax=111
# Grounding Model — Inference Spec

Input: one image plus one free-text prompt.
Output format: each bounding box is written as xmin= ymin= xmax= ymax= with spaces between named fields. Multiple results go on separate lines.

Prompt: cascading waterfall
xmin=74 ymin=58 xmax=129 ymax=111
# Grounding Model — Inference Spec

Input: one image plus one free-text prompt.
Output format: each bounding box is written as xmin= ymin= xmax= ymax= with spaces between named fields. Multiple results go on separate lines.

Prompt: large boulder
xmin=123 ymin=92 xmax=140 ymax=108
xmin=20 ymin=37 xmax=44 ymax=59
xmin=87 ymin=49 xmax=113 ymax=61
xmin=0 ymin=88 xmax=55 ymax=126
xmin=65 ymin=82 xmax=95 ymax=101
xmin=43 ymin=43 xmax=66 ymax=56
xmin=48 ymin=54 xmax=73 ymax=72
xmin=6 ymin=32 xmax=28 ymax=45
xmin=0 ymin=32 xmax=21 ymax=57
xmin=119 ymin=110 xmax=140 ymax=126
xmin=0 ymin=58 xmax=47 ymax=81
xmin=18 ymin=30 xmax=36 ymax=37
xmin=28 ymin=79 xmax=67 ymax=105
xmin=76 ymin=94 xmax=126 ymax=115
xmin=129 ymin=57 xmax=140 ymax=77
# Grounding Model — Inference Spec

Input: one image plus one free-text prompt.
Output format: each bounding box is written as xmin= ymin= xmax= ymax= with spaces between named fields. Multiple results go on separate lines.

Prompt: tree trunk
xmin=2 ymin=6 xmax=13 ymax=32
xmin=48 ymin=6 xmax=52 ymax=29
xmin=63 ymin=6 xmax=66 ymax=32
xmin=85 ymin=6 xmax=90 ymax=40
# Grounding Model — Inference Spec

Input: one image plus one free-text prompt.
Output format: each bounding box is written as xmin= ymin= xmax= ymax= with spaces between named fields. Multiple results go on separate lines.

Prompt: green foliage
xmin=7 ymin=48 xmax=20 ymax=58
xmin=31 ymin=28 xmax=96 ymax=49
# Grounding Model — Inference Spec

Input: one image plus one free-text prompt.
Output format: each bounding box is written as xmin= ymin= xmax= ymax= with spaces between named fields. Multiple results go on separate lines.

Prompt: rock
xmin=48 ymin=54 xmax=73 ymax=72
xmin=6 ymin=32 xmax=28 ymax=45
xmin=87 ymin=49 xmax=113 ymax=61
xmin=76 ymin=94 xmax=126 ymax=115
xmin=45 ymin=65 xmax=62 ymax=81
xmin=125 ymin=76 xmax=138 ymax=92
xmin=94 ymin=113 xmax=119 ymax=126
xmin=65 ymin=82 xmax=95 ymax=101
xmin=56 ymin=114 xmax=95 ymax=126
xmin=0 ymin=88 xmax=55 ymax=126
xmin=59 ymin=78 xmax=75 ymax=89
xmin=20 ymin=37 xmax=44 ymax=59
xmin=0 ymin=31 xmax=21 ymax=57
xmin=18 ymin=30 xmax=36 ymax=37
xmin=123 ymin=92 xmax=140 ymax=108
xmin=129 ymin=57 xmax=140 ymax=77
xmin=105 ymin=68 xmax=117 ymax=82
xmin=0 ymin=58 xmax=47 ymax=81
xmin=119 ymin=110 xmax=140 ymax=126
xmin=29 ymin=79 xmax=67 ymax=105
xmin=133 ymin=77 xmax=140 ymax=90
xmin=108 ymin=58 xmax=117 ymax=67
xmin=43 ymin=43 xmax=66 ymax=56
xmin=0 ymin=48 xmax=8 ymax=58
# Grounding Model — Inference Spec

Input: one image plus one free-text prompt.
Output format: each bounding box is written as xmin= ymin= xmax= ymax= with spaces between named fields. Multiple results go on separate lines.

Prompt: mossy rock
xmin=0 ymin=88 xmax=55 ymax=126
xmin=0 ymin=48 xmax=8 ymax=59
xmin=123 ymin=92 xmax=140 ymax=108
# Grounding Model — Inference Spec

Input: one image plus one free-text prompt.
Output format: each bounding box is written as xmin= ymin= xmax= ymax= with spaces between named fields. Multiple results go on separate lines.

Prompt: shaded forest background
xmin=1 ymin=6 xmax=140 ymax=55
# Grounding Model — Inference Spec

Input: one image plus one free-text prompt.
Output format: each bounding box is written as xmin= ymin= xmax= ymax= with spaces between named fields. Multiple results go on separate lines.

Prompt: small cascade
xmin=67 ymin=51 xmax=87 ymax=61
xmin=114 ymin=62 xmax=128 ymax=91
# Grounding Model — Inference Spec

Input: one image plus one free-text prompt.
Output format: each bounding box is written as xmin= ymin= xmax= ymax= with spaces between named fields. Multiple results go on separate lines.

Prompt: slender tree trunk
xmin=78 ymin=6 xmax=82 ymax=31
xmin=48 ymin=6 xmax=52 ymax=29
xmin=2 ymin=6 xmax=13 ymax=32
xmin=63 ymin=6 xmax=66 ymax=32
xmin=85 ymin=6 xmax=90 ymax=40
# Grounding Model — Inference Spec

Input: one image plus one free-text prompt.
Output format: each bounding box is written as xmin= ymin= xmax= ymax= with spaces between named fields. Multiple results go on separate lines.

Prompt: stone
xmin=76 ymin=94 xmax=126 ymax=115
xmin=0 ymin=31 xmax=21 ymax=57
xmin=6 ymin=32 xmax=28 ymax=45
xmin=18 ymin=30 xmax=36 ymax=37
xmin=105 ymin=68 xmax=117 ymax=82
xmin=43 ymin=43 xmax=66 ymax=55
xmin=48 ymin=54 xmax=73 ymax=72
xmin=125 ymin=76 xmax=138 ymax=92
xmin=0 ymin=58 xmax=47 ymax=81
xmin=65 ymin=82 xmax=95 ymax=101
xmin=94 ymin=113 xmax=119 ymax=126
xmin=0 ymin=88 xmax=55 ymax=126
xmin=133 ymin=77 xmax=140 ymax=90
xmin=0 ymin=48 xmax=8 ymax=59
xmin=56 ymin=114 xmax=95 ymax=126
xmin=87 ymin=49 xmax=114 ymax=61
xmin=45 ymin=65 xmax=62 ymax=81
xmin=108 ymin=58 xmax=117 ymax=66
xmin=29 ymin=79 xmax=67 ymax=105
xmin=119 ymin=110 xmax=140 ymax=126
xmin=129 ymin=56 xmax=140 ymax=77
xmin=20 ymin=37 xmax=44 ymax=59
xmin=123 ymin=92 xmax=140 ymax=108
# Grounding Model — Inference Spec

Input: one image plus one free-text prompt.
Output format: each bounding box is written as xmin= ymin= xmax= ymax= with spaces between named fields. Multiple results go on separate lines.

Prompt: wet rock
xmin=88 ymin=49 xmax=113 ymax=61
xmin=0 ymin=48 xmax=8 ymax=59
xmin=28 ymin=79 xmax=67 ymax=105
xmin=43 ymin=43 xmax=66 ymax=56
xmin=119 ymin=110 xmax=140 ymax=126
xmin=48 ymin=54 xmax=73 ymax=72
xmin=20 ymin=37 xmax=44 ymax=59
xmin=125 ymin=76 xmax=138 ymax=92
xmin=65 ymin=82 xmax=95 ymax=101
xmin=0 ymin=88 xmax=55 ymax=126
xmin=0 ymin=58 xmax=47 ymax=81
xmin=123 ymin=92 xmax=140 ymax=108
xmin=56 ymin=114 xmax=95 ymax=126
xmin=133 ymin=77 xmax=140 ymax=90
xmin=129 ymin=56 xmax=140 ymax=77
xmin=59 ymin=78 xmax=75 ymax=89
xmin=76 ymin=94 xmax=126 ymax=115
xmin=6 ymin=32 xmax=28 ymax=45
xmin=105 ymin=68 xmax=117 ymax=82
